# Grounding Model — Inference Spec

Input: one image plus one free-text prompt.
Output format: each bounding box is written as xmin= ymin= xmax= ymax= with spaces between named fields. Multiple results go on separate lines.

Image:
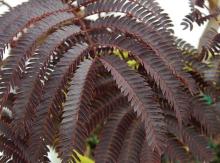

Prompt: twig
xmin=0 ymin=0 xmax=12 ymax=9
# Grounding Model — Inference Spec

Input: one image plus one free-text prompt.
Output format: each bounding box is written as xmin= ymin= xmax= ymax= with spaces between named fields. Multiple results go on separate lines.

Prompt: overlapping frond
xmin=59 ymin=59 xmax=98 ymax=162
xmin=117 ymin=121 xmax=145 ymax=163
xmin=27 ymin=44 xmax=89 ymax=162
xmin=191 ymin=96 xmax=220 ymax=136
xmin=175 ymin=38 xmax=218 ymax=94
xmin=94 ymin=107 xmax=136 ymax=163
xmin=82 ymin=0 xmax=173 ymax=30
xmin=0 ymin=0 xmax=71 ymax=60
xmin=0 ymin=121 xmax=29 ymax=162
xmin=90 ymin=15 xmax=198 ymax=94
xmin=139 ymin=139 xmax=161 ymax=163
xmin=0 ymin=0 xmax=219 ymax=162
xmin=166 ymin=117 xmax=214 ymax=162
xmin=166 ymin=137 xmax=191 ymax=163
xmin=199 ymin=28 xmax=220 ymax=59
xmin=204 ymin=55 xmax=220 ymax=87
xmin=99 ymin=55 xmax=167 ymax=153
xmin=12 ymin=24 xmax=81 ymax=138
xmin=84 ymin=90 xmax=126 ymax=135
xmin=91 ymin=30 xmax=192 ymax=123
xmin=0 ymin=12 xmax=75 ymax=112
xmin=0 ymin=136 xmax=26 ymax=163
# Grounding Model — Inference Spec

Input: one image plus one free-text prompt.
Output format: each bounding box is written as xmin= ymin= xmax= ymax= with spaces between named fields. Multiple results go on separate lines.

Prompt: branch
xmin=198 ymin=0 xmax=220 ymax=52
xmin=0 ymin=0 xmax=12 ymax=9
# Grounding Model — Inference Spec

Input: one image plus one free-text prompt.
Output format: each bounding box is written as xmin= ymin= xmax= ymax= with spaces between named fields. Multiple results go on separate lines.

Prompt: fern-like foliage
xmin=181 ymin=0 xmax=220 ymax=61
xmin=0 ymin=0 xmax=220 ymax=162
xmin=181 ymin=0 xmax=210 ymax=31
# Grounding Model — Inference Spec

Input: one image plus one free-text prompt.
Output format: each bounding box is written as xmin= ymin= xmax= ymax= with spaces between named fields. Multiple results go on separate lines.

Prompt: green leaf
xmin=203 ymin=95 xmax=213 ymax=105
xmin=75 ymin=151 xmax=94 ymax=163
